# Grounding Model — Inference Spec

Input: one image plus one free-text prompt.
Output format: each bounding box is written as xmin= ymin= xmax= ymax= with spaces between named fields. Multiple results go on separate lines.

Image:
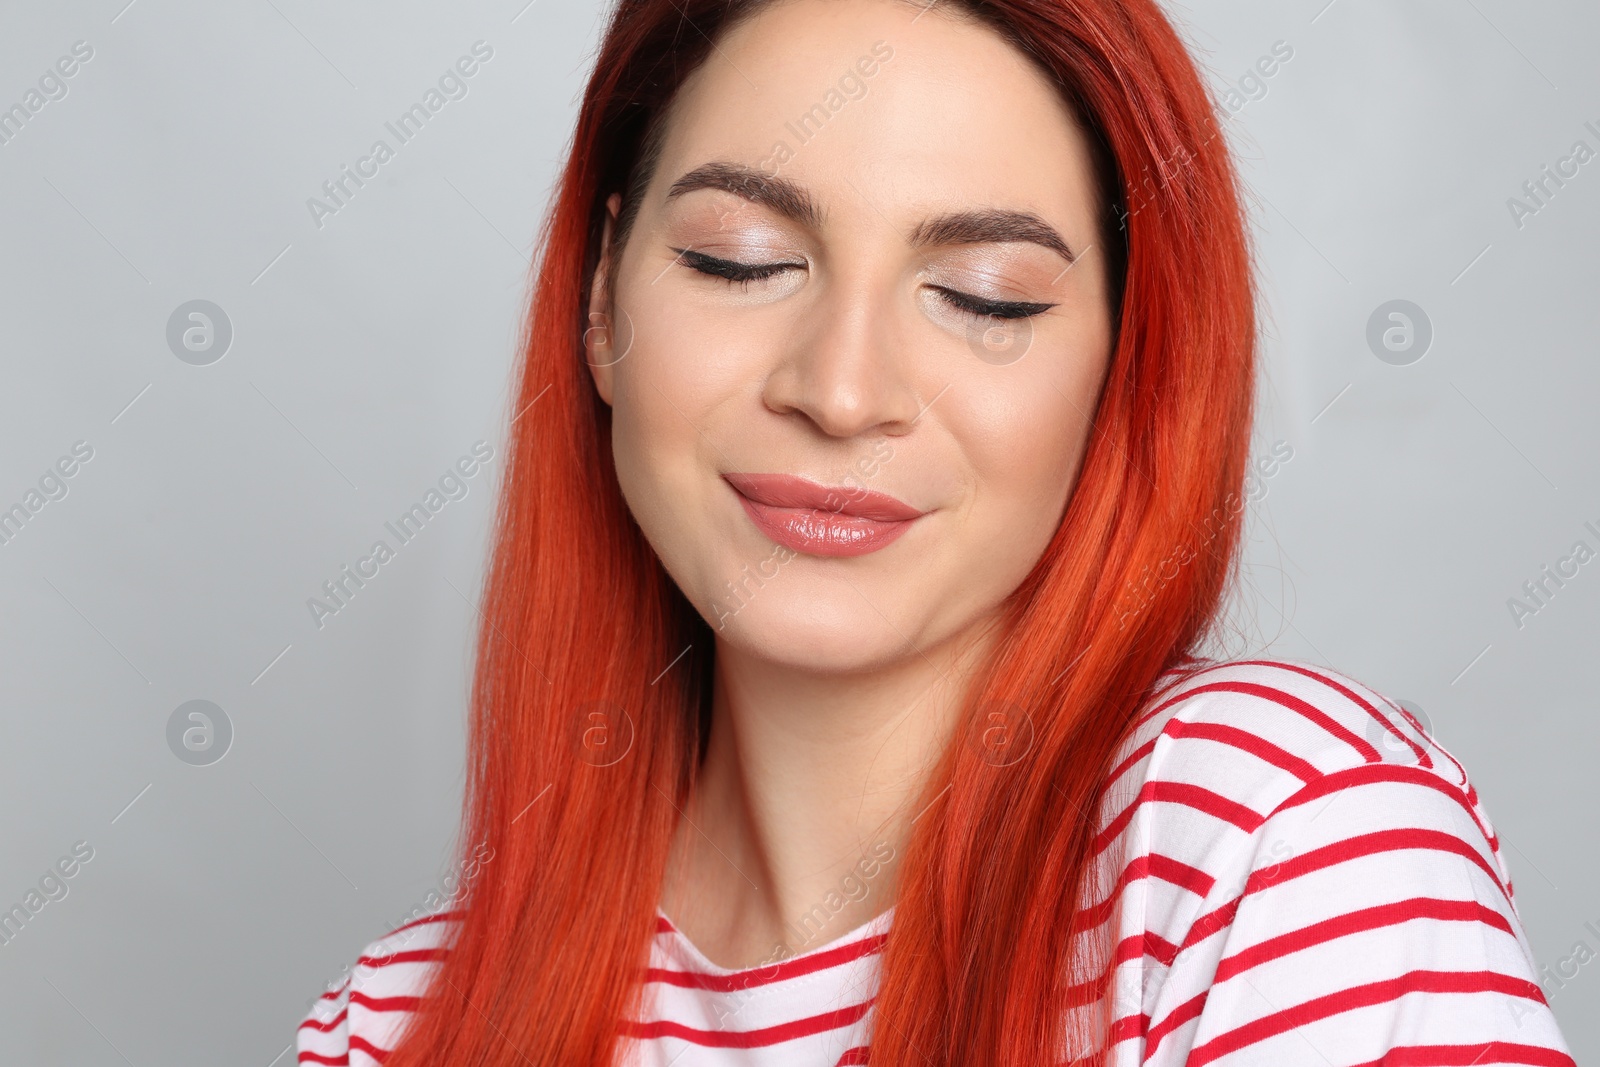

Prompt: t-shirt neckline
xmin=655 ymin=904 xmax=896 ymax=979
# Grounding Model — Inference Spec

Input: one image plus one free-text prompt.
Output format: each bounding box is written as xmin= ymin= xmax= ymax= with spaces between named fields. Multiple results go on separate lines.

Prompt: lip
xmin=723 ymin=472 xmax=926 ymax=558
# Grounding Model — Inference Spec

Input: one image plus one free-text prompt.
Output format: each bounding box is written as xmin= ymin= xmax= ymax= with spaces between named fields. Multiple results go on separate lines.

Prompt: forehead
xmin=647 ymin=0 xmax=1103 ymax=229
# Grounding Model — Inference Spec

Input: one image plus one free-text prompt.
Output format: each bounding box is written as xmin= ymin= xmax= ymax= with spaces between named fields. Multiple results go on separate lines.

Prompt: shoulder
xmin=1107 ymin=656 xmax=1479 ymax=812
xmin=1089 ymin=659 xmax=1576 ymax=1062
xmin=296 ymin=912 xmax=459 ymax=1065
xmin=1094 ymin=656 xmax=1510 ymax=894
xmin=1121 ymin=656 xmax=1449 ymax=784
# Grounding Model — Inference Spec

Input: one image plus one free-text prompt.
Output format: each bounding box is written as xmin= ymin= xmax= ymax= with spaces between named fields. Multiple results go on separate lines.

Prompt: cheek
xmin=604 ymin=288 xmax=761 ymax=602
xmin=607 ymin=275 xmax=789 ymax=489
xmin=956 ymin=389 xmax=1090 ymax=560
xmin=608 ymin=324 xmax=708 ymax=531
xmin=954 ymin=336 xmax=1106 ymax=548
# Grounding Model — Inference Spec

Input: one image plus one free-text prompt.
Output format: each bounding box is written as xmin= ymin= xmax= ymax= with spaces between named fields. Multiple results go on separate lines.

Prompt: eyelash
xmin=673 ymin=248 xmax=801 ymax=285
xmin=672 ymin=248 xmax=1057 ymax=320
xmin=926 ymin=285 xmax=1054 ymax=321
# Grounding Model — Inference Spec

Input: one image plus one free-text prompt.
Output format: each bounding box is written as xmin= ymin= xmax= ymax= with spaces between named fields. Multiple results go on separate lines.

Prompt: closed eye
xmin=928 ymin=285 xmax=1055 ymax=320
xmin=670 ymin=249 xmax=1054 ymax=322
xmin=672 ymin=248 xmax=806 ymax=284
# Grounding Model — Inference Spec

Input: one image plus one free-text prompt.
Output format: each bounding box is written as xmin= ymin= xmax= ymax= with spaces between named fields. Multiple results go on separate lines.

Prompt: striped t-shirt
xmin=296 ymin=658 xmax=1576 ymax=1065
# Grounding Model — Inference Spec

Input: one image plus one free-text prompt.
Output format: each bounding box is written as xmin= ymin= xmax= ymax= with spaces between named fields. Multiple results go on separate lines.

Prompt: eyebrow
xmin=664 ymin=161 xmax=1075 ymax=264
xmin=909 ymin=209 xmax=1076 ymax=264
xmin=665 ymin=162 xmax=824 ymax=229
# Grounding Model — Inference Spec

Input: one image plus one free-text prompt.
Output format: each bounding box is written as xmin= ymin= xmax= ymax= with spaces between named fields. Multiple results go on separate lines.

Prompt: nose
xmin=760 ymin=277 xmax=925 ymax=440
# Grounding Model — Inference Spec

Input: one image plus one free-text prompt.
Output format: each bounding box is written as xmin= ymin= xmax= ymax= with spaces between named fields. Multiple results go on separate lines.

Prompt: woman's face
xmin=587 ymin=0 xmax=1115 ymax=673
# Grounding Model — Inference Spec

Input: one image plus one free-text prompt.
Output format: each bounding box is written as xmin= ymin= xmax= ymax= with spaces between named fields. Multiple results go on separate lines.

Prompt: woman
xmin=297 ymin=0 xmax=1576 ymax=1064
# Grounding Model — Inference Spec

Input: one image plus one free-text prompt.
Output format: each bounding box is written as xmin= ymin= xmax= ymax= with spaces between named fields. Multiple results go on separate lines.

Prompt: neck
xmin=660 ymin=617 xmax=1001 ymax=969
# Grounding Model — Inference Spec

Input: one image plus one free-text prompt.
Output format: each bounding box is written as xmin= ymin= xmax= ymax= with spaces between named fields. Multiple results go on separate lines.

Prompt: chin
xmin=709 ymin=588 xmax=927 ymax=674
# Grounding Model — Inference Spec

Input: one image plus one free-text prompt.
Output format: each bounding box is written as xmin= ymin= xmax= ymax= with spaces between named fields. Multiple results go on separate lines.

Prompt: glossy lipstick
xmin=724 ymin=473 xmax=924 ymax=558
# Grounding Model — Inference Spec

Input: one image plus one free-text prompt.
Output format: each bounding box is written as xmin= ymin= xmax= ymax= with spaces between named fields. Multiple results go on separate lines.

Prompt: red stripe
xmin=1129 ymin=674 xmax=1382 ymax=766
xmin=1142 ymin=900 xmax=1519 ymax=1059
xmin=1205 ymin=679 xmax=1383 ymax=762
xmin=1275 ymin=763 xmax=1503 ymax=873
xmin=1061 ymin=929 xmax=1178 ymax=1011
xmin=1128 ymin=663 xmax=1243 ymax=733
xmin=1275 ymin=763 xmax=1471 ymax=816
xmin=621 ymin=997 xmax=874 ymax=1048
xmin=384 ymin=910 xmax=459 ymax=939
xmin=1214 ymin=897 xmax=1514 ymax=982
xmin=1155 ymin=781 xmax=1263 ymax=833
xmin=1175 ymin=827 xmax=1514 ymax=964
xmin=1251 ymin=827 xmax=1508 ymax=906
xmin=1061 ymin=924 xmax=1185 ymax=1010
xmin=1123 ymin=928 xmax=1180 ymax=970
xmin=1143 ymin=929 xmax=1180 ymax=968
xmin=1094 ymin=666 xmax=1299 ymax=833
xmin=1144 ymin=986 xmax=1207 ymax=1055
xmin=1165 ymin=719 xmax=1321 ymax=784
xmin=1146 ymin=853 xmax=1215 ymax=897
xmin=1187 ymin=970 xmax=1548 ymax=1066
xmin=354 ymin=948 xmax=447 ymax=971
xmin=1181 ymin=894 xmax=1244 ymax=959
xmin=1092 ymin=790 xmax=1143 ymax=853
xmin=1266 ymin=659 xmax=1502 ymax=856
xmin=298 ymin=1007 xmax=347 ymax=1033
xmin=297 ymin=1052 xmax=349 ymax=1066
xmin=1077 ymin=852 xmax=1215 ymax=931
xmin=1094 ymin=780 xmax=1263 ymax=855
xmin=348 ymin=1034 xmax=391 ymax=1063
xmin=1407 ymin=703 xmax=1471 ymax=785
xmin=1092 ymin=675 xmax=1394 ymax=856
xmin=649 ymin=932 xmax=887 ymax=992
xmin=1103 ymin=736 xmax=1158 ymax=792
xmin=1235 ymin=659 xmax=1433 ymax=769
xmin=1108 ymin=1011 xmax=1146 ymax=1044
xmin=348 ymin=991 xmax=422 ymax=1014
xmin=834 ymin=1046 xmax=871 ymax=1065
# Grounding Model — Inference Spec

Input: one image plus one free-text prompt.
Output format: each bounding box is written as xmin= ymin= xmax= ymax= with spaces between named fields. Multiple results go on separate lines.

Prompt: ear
xmin=584 ymin=192 xmax=625 ymax=406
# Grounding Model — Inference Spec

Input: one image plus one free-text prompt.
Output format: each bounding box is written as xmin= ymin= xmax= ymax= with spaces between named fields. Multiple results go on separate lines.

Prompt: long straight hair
xmin=384 ymin=0 xmax=1256 ymax=1063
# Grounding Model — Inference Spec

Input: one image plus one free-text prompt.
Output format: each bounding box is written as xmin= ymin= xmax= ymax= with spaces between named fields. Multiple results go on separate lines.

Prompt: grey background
xmin=0 ymin=0 xmax=1594 ymax=1062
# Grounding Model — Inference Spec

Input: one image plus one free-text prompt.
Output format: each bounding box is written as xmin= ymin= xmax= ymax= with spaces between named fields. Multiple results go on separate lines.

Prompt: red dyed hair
xmin=384 ymin=0 xmax=1255 ymax=1063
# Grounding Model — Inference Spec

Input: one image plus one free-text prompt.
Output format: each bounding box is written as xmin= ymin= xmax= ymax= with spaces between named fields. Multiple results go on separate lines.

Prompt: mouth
xmin=723 ymin=472 xmax=926 ymax=558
